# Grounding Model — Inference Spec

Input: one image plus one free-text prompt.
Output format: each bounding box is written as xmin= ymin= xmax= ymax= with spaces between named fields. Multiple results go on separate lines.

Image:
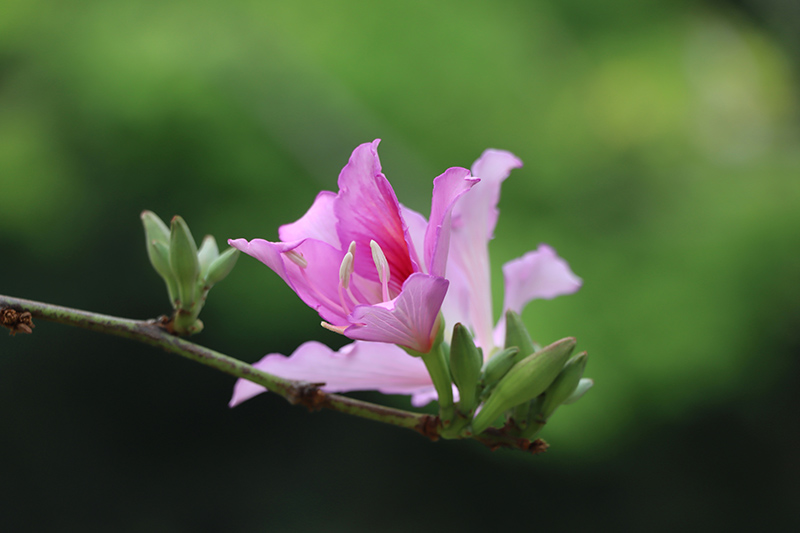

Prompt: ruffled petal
xmin=423 ymin=167 xmax=479 ymax=278
xmin=345 ymin=273 xmax=449 ymax=353
xmin=228 ymin=341 xmax=436 ymax=407
xmin=278 ymin=191 xmax=340 ymax=248
xmin=334 ymin=140 xmax=415 ymax=294
xmin=493 ymin=244 xmax=582 ymax=345
xmin=501 ymin=244 xmax=582 ymax=311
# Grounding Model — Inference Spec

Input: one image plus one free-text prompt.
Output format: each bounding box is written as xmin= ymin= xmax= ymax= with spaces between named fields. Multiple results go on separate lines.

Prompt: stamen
xmin=284 ymin=250 xmax=307 ymax=268
xmin=338 ymin=252 xmax=355 ymax=315
xmin=370 ymin=240 xmax=391 ymax=302
xmin=339 ymin=251 xmax=354 ymax=290
xmin=321 ymin=321 xmax=347 ymax=335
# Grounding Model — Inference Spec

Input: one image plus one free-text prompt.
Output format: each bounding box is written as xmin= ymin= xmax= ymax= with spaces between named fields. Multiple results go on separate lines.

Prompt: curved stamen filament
xmin=284 ymin=250 xmax=308 ymax=268
xmin=370 ymin=240 xmax=391 ymax=302
xmin=338 ymin=249 xmax=355 ymax=315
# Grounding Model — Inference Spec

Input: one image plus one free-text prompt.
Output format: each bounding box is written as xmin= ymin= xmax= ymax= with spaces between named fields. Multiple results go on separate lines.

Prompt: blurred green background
xmin=2 ymin=0 xmax=799 ymax=530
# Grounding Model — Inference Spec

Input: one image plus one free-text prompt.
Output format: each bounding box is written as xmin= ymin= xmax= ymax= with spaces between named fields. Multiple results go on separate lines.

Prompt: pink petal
xmin=502 ymin=244 xmax=582 ymax=310
xmin=400 ymin=204 xmax=428 ymax=274
xmin=446 ymin=149 xmax=523 ymax=351
xmin=228 ymin=237 xmax=358 ymax=326
xmin=468 ymin=149 xmax=524 ymax=239
xmin=278 ymin=191 xmax=340 ymax=248
xmin=334 ymin=140 xmax=415 ymax=294
xmin=423 ymin=167 xmax=479 ymax=278
xmin=345 ymin=273 xmax=449 ymax=353
xmin=228 ymin=340 xmax=437 ymax=407
xmin=493 ymin=245 xmax=582 ymax=345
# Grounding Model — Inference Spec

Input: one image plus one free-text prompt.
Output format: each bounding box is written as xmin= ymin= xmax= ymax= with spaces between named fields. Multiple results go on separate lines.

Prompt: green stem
xmin=421 ymin=345 xmax=455 ymax=427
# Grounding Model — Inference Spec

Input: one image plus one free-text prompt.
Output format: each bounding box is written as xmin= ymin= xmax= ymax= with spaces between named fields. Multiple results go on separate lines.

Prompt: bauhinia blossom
xmin=229 ymin=139 xmax=478 ymax=354
xmin=229 ymin=143 xmax=582 ymax=408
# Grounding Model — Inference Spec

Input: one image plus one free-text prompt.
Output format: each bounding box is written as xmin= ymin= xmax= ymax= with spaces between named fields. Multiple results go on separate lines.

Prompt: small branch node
xmin=1 ymin=307 xmax=35 ymax=336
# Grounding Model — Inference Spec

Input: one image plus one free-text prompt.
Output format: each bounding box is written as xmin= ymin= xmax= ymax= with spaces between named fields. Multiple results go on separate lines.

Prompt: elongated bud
xmin=504 ymin=310 xmax=537 ymax=364
xmin=197 ymin=235 xmax=220 ymax=279
xmin=481 ymin=346 xmax=520 ymax=388
xmin=169 ymin=216 xmax=200 ymax=310
xmin=562 ymin=378 xmax=593 ymax=405
xmin=449 ymin=323 xmax=483 ymax=413
xmin=141 ymin=210 xmax=170 ymax=245
xmin=538 ymin=351 xmax=588 ymax=419
xmin=149 ymin=240 xmax=179 ymax=303
xmin=472 ymin=338 xmax=576 ymax=434
xmin=204 ymin=247 xmax=239 ymax=287
xmin=142 ymin=211 xmax=173 ymax=280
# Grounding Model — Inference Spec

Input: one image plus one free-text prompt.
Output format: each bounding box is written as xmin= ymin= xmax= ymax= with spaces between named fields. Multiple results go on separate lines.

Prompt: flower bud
xmin=169 ymin=216 xmax=201 ymax=310
xmin=148 ymin=240 xmax=179 ymax=304
xmin=472 ymin=337 xmax=576 ymax=434
xmin=538 ymin=351 xmax=588 ymax=419
xmin=449 ymin=323 xmax=483 ymax=413
xmin=562 ymin=378 xmax=593 ymax=405
xmin=141 ymin=210 xmax=170 ymax=245
xmin=141 ymin=211 xmax=178 ymax=297
xmin=197 ymin=235 xmax=220 ymax=280
xmin=504 ymin=310 xmax=538 ymax=364
xmin=480 ymin=346 xmax=519 ymax=388
xmin=204 ymin=247 xmax=240 ymax=287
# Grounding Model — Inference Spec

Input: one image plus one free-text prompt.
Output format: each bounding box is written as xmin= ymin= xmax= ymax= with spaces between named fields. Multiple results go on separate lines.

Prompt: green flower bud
xmin=169 ymin=216 xmax=200 ymax=310
xmin=449 ymin=323 xmax=483 ymax=413
xmin=472 ymin=337 xmax=576 ymax=434
xmin=148 ymin=240 xmax=179 ymax=304
xmin=562 ymin=378 xmax=593 ymax=405
xmin=504 ymin=310 xmax=537 ymax=364
xmin=197 ymin=235 xmax=220 ymax=279
xmin=538 ymin=351 xmax=588 ymax=419
xmin=204 ymin=247 xmax=240 ymax=287
xmin=141 ymin=210 xmax=170 ymax=245
xmin=480 ymin=346 xmax=519 ymax=388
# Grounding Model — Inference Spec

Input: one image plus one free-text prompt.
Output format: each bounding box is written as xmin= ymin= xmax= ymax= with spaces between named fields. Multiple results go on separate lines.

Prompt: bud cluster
xmin=141 ymin=211 xmax=239 ymax=335
xmin=440 ymin=311 xmax=592 ymax=440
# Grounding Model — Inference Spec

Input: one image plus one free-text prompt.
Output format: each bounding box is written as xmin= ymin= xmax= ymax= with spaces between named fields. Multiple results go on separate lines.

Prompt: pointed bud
xmin=141 ymin=210 xmax=170 ymax=245
xmin=562 ymin=378 xmax=593 ymax=405
xmin=148 ymin=240 xmax=179 ymax=303
xmin=204 ymin=247 xmax=239 ymax=287
xmin=538 ymin=351 xmax=588 ymax=419
xmin=197 ymin=235 xmax=220 ymax=279
xmin=449 ymin=323 xmax=483 ymax=413
xmin=169 ymin=216 xmax=200 ymax=310
xmin=472 ymin=337 xmax=576 ymax=434
xmin=142 ymin=211 xmax=173 ymax=283
xmin=504 ymin=310 xmax=537 ymax=364
xmin=480 ymin=346 xmax=520 ymax=388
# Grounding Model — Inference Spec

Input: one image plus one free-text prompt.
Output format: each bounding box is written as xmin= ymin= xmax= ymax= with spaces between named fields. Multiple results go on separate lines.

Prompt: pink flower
xmin=229 ymin=139 xmax=477 ymax=354
xmin=230 ymin=145 xmax=582 ymax=407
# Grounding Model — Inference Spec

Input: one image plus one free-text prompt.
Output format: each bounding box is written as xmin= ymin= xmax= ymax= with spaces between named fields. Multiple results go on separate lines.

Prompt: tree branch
xmin=1 ymin=294 xmax=547 ymax=454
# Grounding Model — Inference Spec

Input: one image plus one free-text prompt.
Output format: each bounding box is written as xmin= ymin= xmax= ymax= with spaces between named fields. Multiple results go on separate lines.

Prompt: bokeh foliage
xmin=2 ymin=0 xmax=799 ymax=530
